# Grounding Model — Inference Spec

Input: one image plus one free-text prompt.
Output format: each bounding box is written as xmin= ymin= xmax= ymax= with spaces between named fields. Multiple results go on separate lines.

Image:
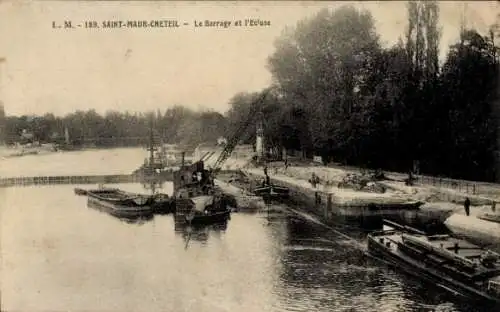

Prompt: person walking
xmin=464 ymin=197 xmax=471 ymax=216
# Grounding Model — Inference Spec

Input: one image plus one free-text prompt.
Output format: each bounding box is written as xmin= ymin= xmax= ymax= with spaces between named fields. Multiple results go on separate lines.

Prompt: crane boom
xmin=211 ymin=89 xmax=270 ymax=174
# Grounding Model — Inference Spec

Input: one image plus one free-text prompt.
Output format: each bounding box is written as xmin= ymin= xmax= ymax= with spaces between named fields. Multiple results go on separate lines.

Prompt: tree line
xmin=4 ymin=106 xmax=227 ymax=148
xmin=226 ymin=2 xmax=500 ymax=182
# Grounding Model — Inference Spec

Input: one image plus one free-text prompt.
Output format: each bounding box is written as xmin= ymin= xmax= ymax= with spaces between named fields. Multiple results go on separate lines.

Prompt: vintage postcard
xmin=1 ymin=1 xmax=500 ymax=311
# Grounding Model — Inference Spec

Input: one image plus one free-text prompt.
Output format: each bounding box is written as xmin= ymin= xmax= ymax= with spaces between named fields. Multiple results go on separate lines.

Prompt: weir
xmin=0 ymin=173 xmax=175 ymax=188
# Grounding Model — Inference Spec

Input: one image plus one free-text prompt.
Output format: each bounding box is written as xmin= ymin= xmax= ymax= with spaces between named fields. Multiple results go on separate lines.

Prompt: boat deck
xmin=92 ymin=190 xmax=132 ymax=199
xmin=373 ymin=231 xmax=500 ymax=279
xmin=382 ymin=234 xmax=482 ymax=257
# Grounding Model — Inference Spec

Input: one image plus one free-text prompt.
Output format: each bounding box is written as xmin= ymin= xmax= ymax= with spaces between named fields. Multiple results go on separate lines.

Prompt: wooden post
xmin=327 ymin=193 xmax=332 ymax=218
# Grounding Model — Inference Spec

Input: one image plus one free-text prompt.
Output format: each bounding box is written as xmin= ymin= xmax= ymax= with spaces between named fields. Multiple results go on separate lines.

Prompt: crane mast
xmin=211 ymin=89 xmax=270 ymax=174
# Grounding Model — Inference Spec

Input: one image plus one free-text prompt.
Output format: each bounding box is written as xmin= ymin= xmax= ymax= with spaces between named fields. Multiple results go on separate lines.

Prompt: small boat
xmin=86 ymin=188 xmax=156 ymax=219
xmin=367 ymin=220 xmax=500 ymax=305
xmin=253 ymin=183 xmax=290 ymax=201
xmin=74 ymin=187 xmax=88 ymax=196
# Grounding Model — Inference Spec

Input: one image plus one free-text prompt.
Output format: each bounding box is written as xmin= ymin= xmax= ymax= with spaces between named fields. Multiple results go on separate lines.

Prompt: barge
xmin=367 ymin=221 xmax=500 ymax=305
xmin=86 ymin=188 xmax=159 ymax=219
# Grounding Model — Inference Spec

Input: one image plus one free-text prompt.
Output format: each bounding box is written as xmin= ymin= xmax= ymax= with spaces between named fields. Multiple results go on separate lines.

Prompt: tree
xmin=4 ymin=106 xmax=228 ymax=148
xmin=437 ymin=29 xmax=498 ymax=180
xmin=268 ymin=5 xmax=380 ymax=159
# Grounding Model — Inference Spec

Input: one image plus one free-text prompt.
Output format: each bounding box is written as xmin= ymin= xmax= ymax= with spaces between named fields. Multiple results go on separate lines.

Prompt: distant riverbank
xmin=0 ymin=147 xmax=147 ymax=178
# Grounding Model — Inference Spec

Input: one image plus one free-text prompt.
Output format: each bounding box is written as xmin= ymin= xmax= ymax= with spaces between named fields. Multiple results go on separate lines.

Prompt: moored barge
xmin=367 ymin=221 xmax=500 ymax=304
xmin=86 ymin=188 xmax=156 ymax=219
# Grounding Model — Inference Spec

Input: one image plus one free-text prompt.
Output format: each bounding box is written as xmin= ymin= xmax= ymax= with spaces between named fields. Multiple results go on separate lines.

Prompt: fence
xmin=415 ymin=175 xmax=478 ymax=195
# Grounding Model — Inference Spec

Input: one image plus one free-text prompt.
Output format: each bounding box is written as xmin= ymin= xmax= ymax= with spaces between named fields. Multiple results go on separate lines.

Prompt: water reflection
xmin=287 ymin=215 xmax=321 ymax=238
xmin=86 ymin=199 xmax=156 ymax=225
xmin=368 ymin=260 xmax=500 ymax=312
xmin=259 ymin=203 xmax=293 ymax=224
xmin=173 ymin=216 xmax=229 ymax=247
xmin=3 ymin=165 xmax=500 ymax=312
xmin=118 ymin=214 xmax=155 ymax=225
xmin=275 ymin=216 xmax=379 ymax=311
xmin=274 ymin=213 xmax=483 ymax=312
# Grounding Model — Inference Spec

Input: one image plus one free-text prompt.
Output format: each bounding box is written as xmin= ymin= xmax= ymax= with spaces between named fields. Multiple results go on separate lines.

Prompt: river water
xmin=0 ymin=148 xmax=494 ymax=311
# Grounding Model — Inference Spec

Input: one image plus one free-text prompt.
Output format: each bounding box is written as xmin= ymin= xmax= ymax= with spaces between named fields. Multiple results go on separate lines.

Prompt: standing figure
xmin=309 ymin=173 xmax=317 ymax=188
xmin=464 ymin=197 xmax=471 ymax=216
xmin=406 ymin=170 xmax=414 ymax=186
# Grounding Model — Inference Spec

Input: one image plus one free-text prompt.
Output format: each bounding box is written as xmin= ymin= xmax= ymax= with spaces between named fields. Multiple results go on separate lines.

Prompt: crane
xmin=210 ymin=88 xmax=272 ymax=175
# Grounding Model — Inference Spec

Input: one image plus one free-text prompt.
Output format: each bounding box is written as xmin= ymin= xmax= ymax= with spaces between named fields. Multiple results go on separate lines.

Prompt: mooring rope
xmin=284 ymin=206 xmax=365 ymax=249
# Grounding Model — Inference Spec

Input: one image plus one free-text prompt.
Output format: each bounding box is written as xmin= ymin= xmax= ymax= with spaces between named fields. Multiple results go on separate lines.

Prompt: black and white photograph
xmin=1 ymin=1 xmax=500 ymax=311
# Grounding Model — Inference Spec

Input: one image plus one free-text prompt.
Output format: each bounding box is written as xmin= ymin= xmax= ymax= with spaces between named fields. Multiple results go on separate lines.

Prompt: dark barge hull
xmin=86 ymin=189 xmax=154 ymax=219
xmin=187 ymin=210 xmax=231 ymax=225
xmin=87 ymin=197 xmax=154 ymax=219
xmin=151 ymin=201 xmax=175 ymax=214
xmin=367 ymin=233 xmax=500 ymax=305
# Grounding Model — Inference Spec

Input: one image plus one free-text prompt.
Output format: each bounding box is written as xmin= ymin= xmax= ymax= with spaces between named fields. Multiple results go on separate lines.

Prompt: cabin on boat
xmin=173 ymin=160 xmax=214 ymax=196
xmin=368 ymin=222 xmax=500 ymax=301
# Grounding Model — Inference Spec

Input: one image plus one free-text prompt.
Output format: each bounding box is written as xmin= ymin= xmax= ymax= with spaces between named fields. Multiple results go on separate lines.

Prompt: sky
xmin=0 ymin=1 xmax=498 ymax=117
